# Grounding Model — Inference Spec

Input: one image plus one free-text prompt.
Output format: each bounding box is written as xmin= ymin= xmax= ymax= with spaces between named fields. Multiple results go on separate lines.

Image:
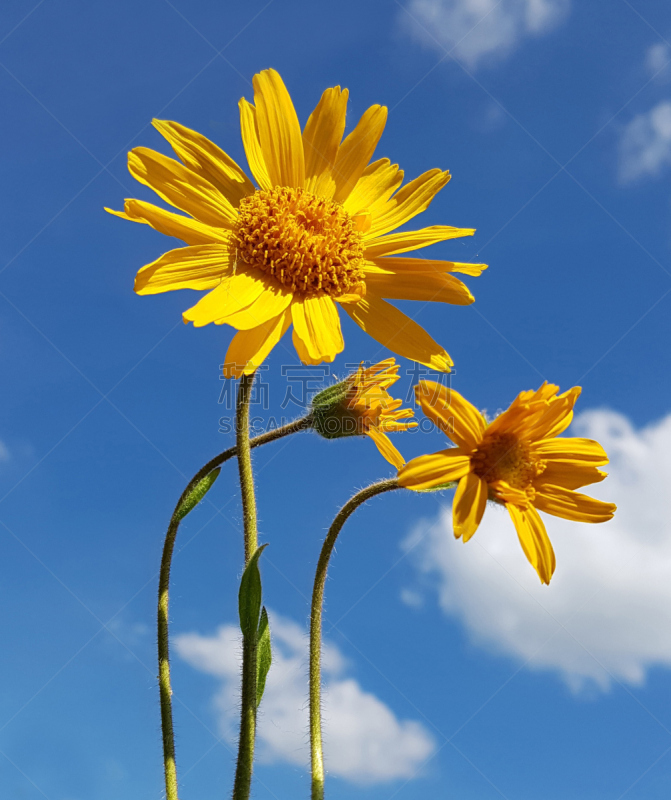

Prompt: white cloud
xmin=400 ymin=588 xmax=425 ymax=608
xmin=403 ymin=408 xmax=671 ymax=691
xmin=0 ymin=441 xmax=10 ymax=463
xmin=401 ymin=0 xmax=571 ymax=69
xmin=645 ymin=42 xmax=671 ymax=78
xmin=174 ymin=612 xmax=435 ymax=784
xmin=619 ymin=100 xmax=671 ymax=183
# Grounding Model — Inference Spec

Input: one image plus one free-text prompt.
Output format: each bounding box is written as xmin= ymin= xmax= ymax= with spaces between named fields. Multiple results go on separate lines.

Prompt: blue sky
xmin=1 ymin=0 xmax=671 ymax=797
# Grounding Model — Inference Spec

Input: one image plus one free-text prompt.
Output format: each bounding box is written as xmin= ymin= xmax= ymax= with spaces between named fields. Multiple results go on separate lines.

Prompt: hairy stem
xmin=232 ymin=370 xmax=260 ymax=800
xmin=157 ymin=412 xmax=311 ymax=800
xmin=158 ymin=517 xmax=180 ymax=800
xmin=309 ymin=478 xmax=400 ymax=800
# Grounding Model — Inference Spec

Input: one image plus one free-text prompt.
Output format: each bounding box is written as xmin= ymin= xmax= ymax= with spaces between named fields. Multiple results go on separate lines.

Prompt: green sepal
xmin=310 ymin=378 xmax=364 ymax=440
xmin=238 ymin=544 xmax=268 ymax=639
xmin=414 ymin=481 xmax=457 ymax=493
xmin=174 ymin=468 xmax=221 ymax=521
xmin=256 ymin=606 xmax=272 ymax=708
xmin=311 ymin=380 xmax=348 ymax=410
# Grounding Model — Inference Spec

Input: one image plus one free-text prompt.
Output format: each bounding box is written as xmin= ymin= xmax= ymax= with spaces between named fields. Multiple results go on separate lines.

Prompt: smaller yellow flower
xmin=311 ymin=358 xmax=417 ymax=467
xmin=398 ymin=381 xmax=616 ymax=584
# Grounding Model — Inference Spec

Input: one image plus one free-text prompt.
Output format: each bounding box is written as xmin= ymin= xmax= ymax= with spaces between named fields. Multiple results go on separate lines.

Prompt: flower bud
xmin=310 ymin=359 xmax=417 ymax=468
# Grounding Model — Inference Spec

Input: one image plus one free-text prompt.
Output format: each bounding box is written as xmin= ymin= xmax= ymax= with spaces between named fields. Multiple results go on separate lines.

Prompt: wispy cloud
xmin=400 ymin=0 xmax=571 ymax=69
xmin=403 ymin=408 xmax=671 ymax=691
xmin=619 ymin=100 xmax=671 ymax=183
xmin=645 ymin=42 xmax=671 ymax=79
xmin=175 ymin=611 xmax=435 ymax=784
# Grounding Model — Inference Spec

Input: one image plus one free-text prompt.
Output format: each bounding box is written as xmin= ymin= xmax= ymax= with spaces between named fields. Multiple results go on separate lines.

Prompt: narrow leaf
xmin=175 ymin=468 xmax=221 ymax=521
xmin=256 ymin=607 xmax=272 ymax=708
xmin=238 ymin=544 xmax=268 ymax=638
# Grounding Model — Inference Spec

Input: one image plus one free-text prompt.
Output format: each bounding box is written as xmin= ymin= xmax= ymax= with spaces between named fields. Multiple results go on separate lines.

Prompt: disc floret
xmin=234 ymin=187 xmax=366 ymax=298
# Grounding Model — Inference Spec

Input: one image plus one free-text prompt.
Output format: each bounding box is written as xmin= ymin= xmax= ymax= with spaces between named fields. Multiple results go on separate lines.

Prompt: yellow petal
xmin=534 ymin=485 xmax=616 ymax=523
xmin=292 ymin=328 xmax=324 ymax=365
xmin=239 ymin=98 xmax=271 ymax=190
xmin=302 ymin=86 xmax=349 ymax=197
xmin=364 ymin=225 xmax=476 ymax=258
xmin=507 ymin=504 xmax=556 ymax=585
xmin=524 ymin=387 xmax=581 ymax=441
xmin=490 ymin=480 xmax=529 ymax=507
xmin=364 ymin=271 xmax=474 ymax=305
xmin=343 ymin=158 xmax=404 ymax=216
xmin=218 ymin=280 xmax=292 ymax=330
xmin=531 ymin=437 xmax=609 ymax=465
xmin=341 ymin=294 xmax=452 ymax=372
xmin=540 ymin=393 xmax=582 ymax=440
xmin=127 ymin=147 xmax=237 ymax=228
xmin=332 ymin=105 xmax=388 ymax=203
xmin=352 ymin=210 xmax=372 ymax=234
xmin=291 ymin=295 xmax=344 ymax=362
xmin=182 ymin=272 xmax=266 ymax=327
xmin=541 ymin=411 xmax=575 ymax=441
xmin=397 ymin=449 xmax=471 ymax=491
xmin=134 ymin=245 xmax=233 ymax=295
xmin=367 ymin=425 xmax=405 ymax=469
xmin=380 ymin=417 xmax=418 ymax=433
xmin=453 ymin=472 xmax=488 ymax=542
xmin=415 ymin=381 xmax=485 ymax=450
xmin=223 ymin=309 xmax=292 ymax=378
xmin=105 ymin=200 xmax=230 ymax=246
xmin=253 ymin=69 xmax=305 ymax=189
xmin=369 ymin=256 xmax=487 ymax=276
xmin=485 ymin=389 xmax=555 ymax=438
xmin=367 ymin=169 xmax=451 ymax=238
xmin=442 ymin=262 xmax=488 ymax=276
xmin=152 ymin=119 xmax=255 ymax=205
xmin=516 ymin=382 xmax=560 ymax=405
xmin=536 ymin=463 xmax=607 ymax=491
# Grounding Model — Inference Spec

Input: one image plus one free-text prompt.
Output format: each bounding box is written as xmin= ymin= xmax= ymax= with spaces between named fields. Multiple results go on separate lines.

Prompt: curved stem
xmin=158 ymin=517 xmax=180 ymax=800
xmin=232 ymin=370 xmax=260 ymax=800
xmin=157 ymin=412 xmax=311 ymax=800
xmin=181 ymin=413 xmax=314 ymax=510
xmin=309 ymin=478 xmax=400 ymax=800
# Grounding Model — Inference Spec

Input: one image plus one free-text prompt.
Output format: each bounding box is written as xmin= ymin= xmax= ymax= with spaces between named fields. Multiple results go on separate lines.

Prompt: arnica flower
xmin=106 ymin=69 xmax=486 ymax=377
xmin=311 ymin=358 xmax=416 ymax=468
xmin=398 ymin=381 xmax=616 ymax=584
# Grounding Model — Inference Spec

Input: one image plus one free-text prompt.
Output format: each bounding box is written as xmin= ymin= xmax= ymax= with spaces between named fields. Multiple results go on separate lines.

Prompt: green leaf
xmin=256 ymin=607 xmax=272 ymax=708
xmin=238 ymin=544 xmax=268 ymax=638
xmin=175 ymin=468 xmax=221 ymax=521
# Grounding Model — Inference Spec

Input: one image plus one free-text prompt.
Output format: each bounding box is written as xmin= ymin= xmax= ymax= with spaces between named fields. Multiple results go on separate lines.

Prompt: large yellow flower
xmin=106 ymin=69 xmax=485 ymax=377
xmin=398 ymin=381 xmax=616 ymax=584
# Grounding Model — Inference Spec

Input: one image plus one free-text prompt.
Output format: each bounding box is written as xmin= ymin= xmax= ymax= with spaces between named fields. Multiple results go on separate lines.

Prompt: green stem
xmin=232 ymin=370 xmax=260 ymax=800
xmin=309 ymin=478 xmax=400 ymax=800
xmin=158 ymin=517 xmax=180 ymax=800
xmin=157 ymin=412 xmax=311 ymax=800
xmin=236 ymin=371 xmax=259 ymax=563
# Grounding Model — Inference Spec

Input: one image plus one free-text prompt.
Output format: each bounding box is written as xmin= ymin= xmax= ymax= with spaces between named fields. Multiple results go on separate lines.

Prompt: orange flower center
xmin=472 ymin=432 xmax=544 ymax=489
xmin=233 ymin=187 xmax=366 ymax=297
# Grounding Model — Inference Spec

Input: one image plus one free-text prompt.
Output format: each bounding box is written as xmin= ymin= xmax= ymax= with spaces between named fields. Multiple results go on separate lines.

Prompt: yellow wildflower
xmin=107 ymin=69 xmax=485 ymax=377
xmin=398 ymin=381 xmax=616 ymax=584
